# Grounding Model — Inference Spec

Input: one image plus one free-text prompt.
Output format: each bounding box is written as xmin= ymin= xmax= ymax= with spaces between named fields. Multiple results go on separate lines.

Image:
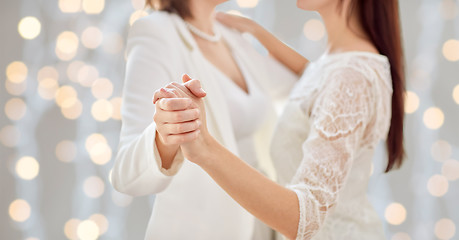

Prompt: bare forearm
xmin=155 ymin=132 xmax=180 ymax=169
xmin=252 ymin=24 xmax=308 ymax=76
xmin=198 ymin=138 xmax=299 ymax=240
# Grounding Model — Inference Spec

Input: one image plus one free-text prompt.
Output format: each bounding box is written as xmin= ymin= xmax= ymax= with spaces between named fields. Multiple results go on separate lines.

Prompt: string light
xmin=435 ymin=218 xmax=456 ymax=240
xmin=110 ymin=97 xmax=122 ymax=120
xmin=427 ymin=174 xmax=449 ymax=197
xmin=91 ymin=99 xmax=113 ymax=122
xmin=423 ymin=107 xmax=444 ymax=129
xmin=405 ymin=91 xmax=420 ymax=114
xmin=16 ymin=156 xmax=40 ymax=180
xmin=303 ymin=19 xmax=326 ymax=41
xmin=5 ymin=98 xmax=27 ymax=121
xmin=56 ymin=31 xmax=79 ymax=61
xmin=236 ymin=0 xmax=259 ymax=8
xmin=77 ymin=64 xmax=99 ymax=87
xmin=89 ymin=214 xmax=109 ymax=235
xmin=5 ymin=80 xmax=27 ymax=96
xmin=453 ymin=84 xmax=459 ymax=104
xmin=6 ymin=61 xmax=28 ymax=83
xmin=56 ymin=140 xmax=77 ymax=163
xmin=9 ymin=199 xmax=31 ymax=222
xmin=385 ymin=203 xmax=407 ymax=225
xmin=59 ymin=0 xmax=81 ymax=13
xmin=442 ymin=39 xmax=459 ymax=62
xmin=85 ymin=133 xmax=107 ymax=153
xmin=81 ymin=26 xmax=103 ymax=49
xmin=77 ymin=220 xmax=100 ymax=240
xmin=64 ymin=218 xmax=81 ymax=239
xmin=18 ymin=17 xmax=41 ymax=40
xmin=82 ymin=0 xmax=105 ymax=14
xmin=83 ymin=176 xmax=105 ymax=198
xmin=91 ymin=78 xmax=113 ymax=99
xmin=89 ymin=142 xmax=112 ymax=165
xmin=61 ymin=99 xmax=83 ymax=120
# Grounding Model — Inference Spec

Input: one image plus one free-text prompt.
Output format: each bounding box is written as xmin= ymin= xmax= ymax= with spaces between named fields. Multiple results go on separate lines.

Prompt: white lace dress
xmin=270 ymin=52 xmax=392 ymax=240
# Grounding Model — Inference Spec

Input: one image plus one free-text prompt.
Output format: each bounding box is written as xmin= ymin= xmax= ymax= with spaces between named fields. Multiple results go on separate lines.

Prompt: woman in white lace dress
xmin=152 ymin=0 xmax=405 ymax=239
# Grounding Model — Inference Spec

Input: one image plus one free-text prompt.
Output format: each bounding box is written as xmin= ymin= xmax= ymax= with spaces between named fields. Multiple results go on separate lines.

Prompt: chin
xmin=215 ymin=0 xmax=229 ymax=5
xmin=296 ymin=0 xmax=331 ymax=11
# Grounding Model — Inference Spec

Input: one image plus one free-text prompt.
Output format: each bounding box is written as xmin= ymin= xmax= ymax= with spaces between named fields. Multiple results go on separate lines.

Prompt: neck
xmin=319 ymin=3 xmax=368 ymax=54
xmin=185 ymin=1 xmax=217 ymax=35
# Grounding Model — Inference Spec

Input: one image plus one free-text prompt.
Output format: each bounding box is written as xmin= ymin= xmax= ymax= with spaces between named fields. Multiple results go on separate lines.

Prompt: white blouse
xmin=209 ymin=52 xmax=270 ymax=168
xmin=271 ymin=52 xmax=392 ymax=240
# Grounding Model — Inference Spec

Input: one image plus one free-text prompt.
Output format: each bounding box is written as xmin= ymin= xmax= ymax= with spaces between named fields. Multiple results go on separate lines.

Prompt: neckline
xmin=203 ymin=51 xmax=252 ymax=96
xmin=172 ymin=13 xmax=251 ymax=95
xmin=322 ymin=51 xmax=389 ymax=62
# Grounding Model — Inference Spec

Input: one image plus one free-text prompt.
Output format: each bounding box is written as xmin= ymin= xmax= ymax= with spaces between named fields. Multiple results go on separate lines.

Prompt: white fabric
xmin=110 ymin=11 xmax=298 ymax=240
xmin=270 ymin=52 xmax=392 ymax=240
xmin=210 ymin=53 xmax=270 ymax=168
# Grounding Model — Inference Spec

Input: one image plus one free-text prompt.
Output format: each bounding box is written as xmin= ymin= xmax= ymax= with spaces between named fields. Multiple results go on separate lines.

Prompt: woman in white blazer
xmin=110 ymin=0 xmax=298 ymax=239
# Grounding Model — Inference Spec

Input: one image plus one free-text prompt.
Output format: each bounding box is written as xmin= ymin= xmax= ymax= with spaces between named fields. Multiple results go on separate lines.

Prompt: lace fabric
xmin=278 ymin=53 xmax=392 ymax=240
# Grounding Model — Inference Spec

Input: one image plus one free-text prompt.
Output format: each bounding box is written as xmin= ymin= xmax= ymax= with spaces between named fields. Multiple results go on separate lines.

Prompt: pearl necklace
xmin=185 ymin=21 xmax=222 ymax=42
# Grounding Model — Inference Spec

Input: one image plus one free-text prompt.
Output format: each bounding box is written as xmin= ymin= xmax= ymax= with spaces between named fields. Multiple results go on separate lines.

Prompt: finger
xmin=182 ymin=74 xmax=192 ymax=83
xmin=163 ymin=119 xmax=201 ymax=135
xmin=161 ymin=108 xmax=200 ymax=124
xmin=157 ymin=98 xmax=193 ymax=111
xmin=170 ymin=82 xmax=195 ymax=98
xmin=153 ymin=88 xmax=177 ymax=104
xmin=184 ymin=79 xmax=206 ymax=98
xmin=165 ymin=130 xmax=201 ymax=145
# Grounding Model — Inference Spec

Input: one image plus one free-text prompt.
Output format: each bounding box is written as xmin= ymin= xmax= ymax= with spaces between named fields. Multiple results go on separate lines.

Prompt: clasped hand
xmin=153 ymin=74 xmax=211 ymax=164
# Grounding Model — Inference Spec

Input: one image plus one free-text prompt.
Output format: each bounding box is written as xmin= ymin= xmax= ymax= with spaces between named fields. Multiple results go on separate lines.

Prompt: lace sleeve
xmin=287 ymin=67 xmax=375 ymax=240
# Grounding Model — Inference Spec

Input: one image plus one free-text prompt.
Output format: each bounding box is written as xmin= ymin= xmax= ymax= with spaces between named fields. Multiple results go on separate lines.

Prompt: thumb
xmin=184 ymin=79 xmax=206 ymax=98
xmin=182 ymin=74 xmax=192 ymax=83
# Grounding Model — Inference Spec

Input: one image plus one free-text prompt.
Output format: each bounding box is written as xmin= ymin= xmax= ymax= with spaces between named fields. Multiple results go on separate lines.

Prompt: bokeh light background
xmin=1 ymin=0 xmax=458 ymax=239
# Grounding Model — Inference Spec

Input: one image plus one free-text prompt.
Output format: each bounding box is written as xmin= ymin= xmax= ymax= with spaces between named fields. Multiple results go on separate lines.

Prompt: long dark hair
xmin=345 ymin=0 xmax=406 ymax=172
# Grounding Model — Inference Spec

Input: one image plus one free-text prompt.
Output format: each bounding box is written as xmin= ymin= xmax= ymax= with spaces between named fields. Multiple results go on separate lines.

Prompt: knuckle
xmin=194 ymin=109 xmax=200 ymax=118
xmin=164 ymin=99 xmax=172 ymax=109
xmin=172 ymin=112 xmax=181 ymax=122
xmin=153 ymin=113 xmax=159 ymax=123
xmin=175 ymin=124 xmax=184 ymax=133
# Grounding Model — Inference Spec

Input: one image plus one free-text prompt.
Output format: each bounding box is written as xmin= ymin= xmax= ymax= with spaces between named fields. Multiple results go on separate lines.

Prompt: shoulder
xmin=217 ymin=22 xmax=255 ymax=49
xmin=130 ymin=11 xmax=175 ymax=32
xmin=320 ymin=52 xmax=390 ymax=87
xmin=127 ymin=11 xmax=178 ymax=45
xmin=126 ymin=11 xmax=182 ymax=58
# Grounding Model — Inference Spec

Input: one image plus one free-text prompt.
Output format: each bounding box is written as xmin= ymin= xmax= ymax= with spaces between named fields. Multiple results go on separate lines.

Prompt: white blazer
xmin=110 ymin=11 xmax=298 ymax=240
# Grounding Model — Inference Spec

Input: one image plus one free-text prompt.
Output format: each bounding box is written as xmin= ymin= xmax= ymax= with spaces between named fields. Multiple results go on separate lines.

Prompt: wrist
xmin=155 ymin=131 xmax=180 ymax=169
xmin=250 ymin=22 xmax=265 ymax=39
xmin=185 ymin=129 xmax=217 ymax=167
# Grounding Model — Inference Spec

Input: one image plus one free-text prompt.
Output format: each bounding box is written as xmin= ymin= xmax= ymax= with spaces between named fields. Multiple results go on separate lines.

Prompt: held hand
xmin=216 ymin=12 xmax=257 ymax=34
xmin=153 ymin=74 xmax=206 ymax=146
xmin=153 ymin=75 xmax=213 ymax=164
